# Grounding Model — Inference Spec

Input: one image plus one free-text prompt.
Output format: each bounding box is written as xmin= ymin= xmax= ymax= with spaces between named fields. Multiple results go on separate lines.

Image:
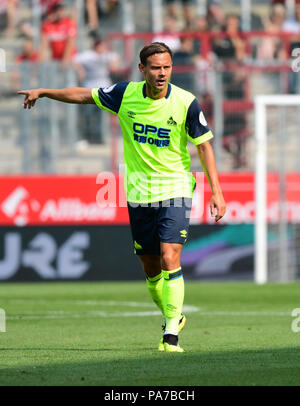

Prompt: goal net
xmin=255 ymin=95 xmax=300 ymax=284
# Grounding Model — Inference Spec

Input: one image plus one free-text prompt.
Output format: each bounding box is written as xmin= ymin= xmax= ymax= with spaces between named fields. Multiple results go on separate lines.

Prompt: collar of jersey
xmin=142 ymin=82 xmax=171 ymax=100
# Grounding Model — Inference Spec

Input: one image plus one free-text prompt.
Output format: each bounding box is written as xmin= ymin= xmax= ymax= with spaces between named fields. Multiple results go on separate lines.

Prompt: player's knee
xmin=161 ymin=252 xmax=179 ymax=270
xmin=139 ymin=255 xmax=161 ymax=277
xmin=160 ymin=243 xmax=182 ymax=270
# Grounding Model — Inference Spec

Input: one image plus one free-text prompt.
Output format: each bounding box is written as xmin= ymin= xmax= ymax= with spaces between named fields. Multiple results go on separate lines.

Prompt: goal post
xmin=254 ymin=95 xmax=300 ymax=284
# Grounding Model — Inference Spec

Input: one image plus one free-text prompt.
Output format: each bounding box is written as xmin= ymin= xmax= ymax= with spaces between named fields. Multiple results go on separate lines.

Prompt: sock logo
xmin=166 ymin=304 xmax=177 ymax=312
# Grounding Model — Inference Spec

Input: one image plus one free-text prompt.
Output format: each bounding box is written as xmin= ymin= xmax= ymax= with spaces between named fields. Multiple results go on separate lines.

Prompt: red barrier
xmin=0 ymin=173 xmax=300 ymax=225
xmin=108 ymin=31 xmax=297 ymax=65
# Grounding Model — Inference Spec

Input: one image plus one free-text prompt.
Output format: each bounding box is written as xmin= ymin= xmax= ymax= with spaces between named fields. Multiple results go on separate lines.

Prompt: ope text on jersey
xmin=133 ymin=122 xmax=171 ymax=147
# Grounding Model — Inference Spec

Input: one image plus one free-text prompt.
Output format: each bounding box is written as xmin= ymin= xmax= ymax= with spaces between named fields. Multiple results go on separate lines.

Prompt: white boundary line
xmin=4 ymin=301 xmax=200 ymax=320
xmin=6 ymin=310 xmax=291 ymax=320
xmin=3 ymin=300 xmax=292 ymax=320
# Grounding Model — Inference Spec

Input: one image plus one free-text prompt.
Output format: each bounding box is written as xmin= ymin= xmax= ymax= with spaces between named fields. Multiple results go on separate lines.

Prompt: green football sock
xmin=146 ymin=272 xmax=164 ymax=314
xmin=162 ymin=267 xmax=184 ymax=335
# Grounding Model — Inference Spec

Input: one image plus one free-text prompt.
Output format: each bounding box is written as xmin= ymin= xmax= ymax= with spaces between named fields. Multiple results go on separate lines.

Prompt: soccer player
xmin=18 ymin=42 xmax=226 ymax=353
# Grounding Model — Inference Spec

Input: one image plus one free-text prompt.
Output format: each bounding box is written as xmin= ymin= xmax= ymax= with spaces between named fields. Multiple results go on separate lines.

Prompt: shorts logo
xmin=180 ymin=229 xmax=187 ymax=238
xmin=134 ymin=240 xmax=142 ymax=250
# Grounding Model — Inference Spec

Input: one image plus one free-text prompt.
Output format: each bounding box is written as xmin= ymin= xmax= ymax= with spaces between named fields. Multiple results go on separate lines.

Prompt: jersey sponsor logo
xmin=133 ymin=134 xmax=170 ymax=147
xmin=167 ymin=116 xmax=177 ymax=126
xmin=199 ymin=111 xmax=208 ymax=127
xmin=102 ymin=84 xmax=117 ymax=93
xmin=133 ymin=123 xmax=171 ymax=139
xmin=132 ymin=122 xmax=171 ymax=148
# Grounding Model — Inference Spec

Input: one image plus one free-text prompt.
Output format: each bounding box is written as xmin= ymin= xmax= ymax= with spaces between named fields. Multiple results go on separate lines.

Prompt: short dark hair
xmin=139 ymin=42 xmax=173 ymax=66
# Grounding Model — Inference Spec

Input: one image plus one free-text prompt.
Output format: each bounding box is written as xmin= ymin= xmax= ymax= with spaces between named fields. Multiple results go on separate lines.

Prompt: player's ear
xmin=138 ymin=63 xmax=145 ymax=74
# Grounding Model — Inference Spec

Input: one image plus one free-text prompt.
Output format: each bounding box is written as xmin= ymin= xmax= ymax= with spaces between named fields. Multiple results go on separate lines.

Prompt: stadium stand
xmin=0 ymin=0 xmax=299 ymax=173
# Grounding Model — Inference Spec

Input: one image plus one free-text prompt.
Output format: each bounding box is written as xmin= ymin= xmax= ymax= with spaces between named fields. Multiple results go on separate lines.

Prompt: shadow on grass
xmin=1 ymin=346 xmax=300 ymax=386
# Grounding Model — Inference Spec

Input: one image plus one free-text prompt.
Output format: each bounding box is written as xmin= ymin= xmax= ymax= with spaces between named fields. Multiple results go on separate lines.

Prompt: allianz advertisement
xmin=0 ymin=173 xmax=299 ymax=281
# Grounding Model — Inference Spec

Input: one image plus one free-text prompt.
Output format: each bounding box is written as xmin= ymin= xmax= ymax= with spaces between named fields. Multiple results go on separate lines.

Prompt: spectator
xmin=153 ymin=16 xmax=181 ymax=52
xmin=206 ymin=0 xmax=225 ymax=30
xmin=17 ymin=1 xmax=64 ymax=40
xmin=213 ymin=14 xmax=248 ymax=169
xmin=85 ymin=0 xmax=120 ymax=34
xmin=206 ymin=0 xmax=261 ymax=31
xmin=172 ymin=37 xmax=194 ymax=93
xmin=164 ymin=0 xmax=194 ymax=29
xmin=213 ymin=14 xmax=246 ymax=61
xmin=190 ymin=15 xmax=210 ymax=57
xmin=257 ymin=3 xmax=287 ymax=60
xmin=73 ymin=35 xmax=120 ymax=144
xmin=40 ymin=3 xmax=77 ymax=64
xmin=282 ymin=1 xmax=300 ymax=92
xmin=191 ymin=16 xmax=215 ymax=107
xmin=18 ymin=19 xmax=35 ymax=38
xmin=0 ymin=0 xmax=19 ymax=36
xmin=283 ymin=0 xmax=300 ymax=32
xmin=271 ymin=0 xmax=300 ymax=18
xmin=85 ymin=0 xmax=98 ymax=31
xmin=191 ymin=14 xmax=208 ymax=33
xmin=40 ymin=0 xmax=63 ymax=20
xmin=11 ymin=37 xmax=39 ymax=92
xmin=15 ymin=37 xmax=39 ymax=63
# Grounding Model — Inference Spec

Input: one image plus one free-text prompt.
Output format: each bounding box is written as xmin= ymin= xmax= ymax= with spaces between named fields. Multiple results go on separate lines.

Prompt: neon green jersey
xmin=92 ymin=81 xmax=213 ymax=203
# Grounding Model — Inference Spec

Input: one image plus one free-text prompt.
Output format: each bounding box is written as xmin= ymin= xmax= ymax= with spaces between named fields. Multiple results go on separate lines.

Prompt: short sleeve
xmin=92 ymin=82 xmax=129 ymax=115
xmin=186 ymin=98 xmax=213 ymax=145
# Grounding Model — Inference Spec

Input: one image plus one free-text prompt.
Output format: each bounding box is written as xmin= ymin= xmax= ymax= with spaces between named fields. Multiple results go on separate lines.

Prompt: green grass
xmin=0 ymin=281 xmax=300 ymax=386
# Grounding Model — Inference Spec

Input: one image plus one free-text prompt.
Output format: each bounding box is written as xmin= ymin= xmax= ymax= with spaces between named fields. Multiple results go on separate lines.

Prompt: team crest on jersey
xmin=167 ymin=116 xmax=177 ymax=126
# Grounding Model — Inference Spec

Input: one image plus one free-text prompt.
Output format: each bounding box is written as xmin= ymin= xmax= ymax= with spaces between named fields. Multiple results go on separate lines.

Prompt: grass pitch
xmin=0 ymin=281 xmax=300 ymax=386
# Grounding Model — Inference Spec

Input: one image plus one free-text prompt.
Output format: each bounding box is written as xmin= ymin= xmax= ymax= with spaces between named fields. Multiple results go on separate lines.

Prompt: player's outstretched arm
xmin=18 ymin=87 xmax=94 ymax=109
xmin=197 ymin=141 xmax=226 ymax=222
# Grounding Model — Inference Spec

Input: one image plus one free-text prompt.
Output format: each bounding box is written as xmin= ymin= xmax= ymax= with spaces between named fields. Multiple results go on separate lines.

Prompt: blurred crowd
xmin=2 ymin=1 xmax=300 ymax=66
xmin=1 ymin=0 xmax=300 ymax=166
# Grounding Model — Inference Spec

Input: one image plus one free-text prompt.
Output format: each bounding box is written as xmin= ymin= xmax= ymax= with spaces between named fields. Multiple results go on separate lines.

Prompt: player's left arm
xmin=197 ymin=141 xmax=226 ymax=222
xmin=186 ymin=98 xmax=226 ymax=222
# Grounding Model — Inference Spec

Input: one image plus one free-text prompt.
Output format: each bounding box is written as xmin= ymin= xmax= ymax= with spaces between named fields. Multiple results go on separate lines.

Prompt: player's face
xmin=139 ymin=52 xmax=172 ymax=96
